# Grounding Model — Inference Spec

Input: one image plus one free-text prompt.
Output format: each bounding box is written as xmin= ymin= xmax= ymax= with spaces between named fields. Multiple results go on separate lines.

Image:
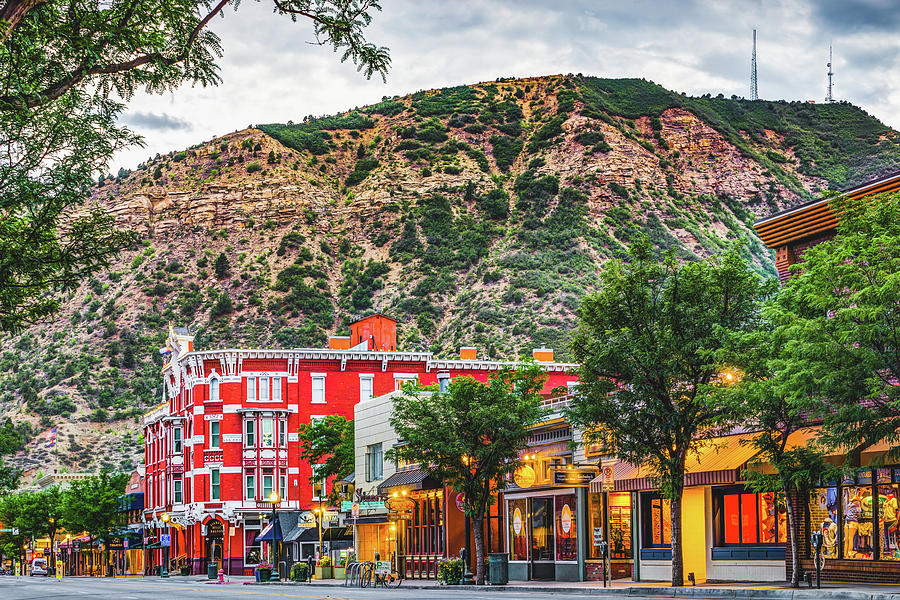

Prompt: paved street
xmin=0 ymin=577 xmax=633 ymax=600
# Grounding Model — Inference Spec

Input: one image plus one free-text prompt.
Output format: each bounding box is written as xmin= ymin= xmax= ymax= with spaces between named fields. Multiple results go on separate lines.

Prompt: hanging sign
xmin=456 ymin=493 xmax=466 ymax=512
xmin=512 ymin=507 xmax=524 ymax=535
xmin=514 ymin=465 xmax=536 ymax=489
xmin=560 ymin=504 xmax=573 ymax=534
xmin=602 ymin=464 xmax=615 ymax=492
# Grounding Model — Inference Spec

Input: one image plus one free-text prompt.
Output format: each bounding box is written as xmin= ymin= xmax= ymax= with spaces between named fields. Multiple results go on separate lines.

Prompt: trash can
xmin=207 ymin=563 xmax=217 ymax=579
xmin=488 ymin=553 xmax=508 ymax=585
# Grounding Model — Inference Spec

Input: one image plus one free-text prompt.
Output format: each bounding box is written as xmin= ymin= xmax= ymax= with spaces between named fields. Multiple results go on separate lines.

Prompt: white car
xmin=30 ymin=558 xmax=49 ymax=576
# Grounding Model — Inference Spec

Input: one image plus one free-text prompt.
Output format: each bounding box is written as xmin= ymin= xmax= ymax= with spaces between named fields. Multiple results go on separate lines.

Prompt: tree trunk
xmin=472 ymin=513 xmax=486 ymax=585
xmin=670 ymin=491 xmax=683 ymax=587
xmin=784 ymin=481 xmax=800 ymax=588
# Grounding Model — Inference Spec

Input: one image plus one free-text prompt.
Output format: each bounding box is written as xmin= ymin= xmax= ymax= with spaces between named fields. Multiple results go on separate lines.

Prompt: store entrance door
xmin=206 ymin=521 xmax=224 ymax=571
xmin=530 ymin=497 xmax=555 ymax=580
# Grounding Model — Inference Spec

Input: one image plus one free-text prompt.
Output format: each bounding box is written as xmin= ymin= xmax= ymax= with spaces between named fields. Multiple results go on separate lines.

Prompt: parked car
xmin=30 ymin=558 xmax=49 ymax=576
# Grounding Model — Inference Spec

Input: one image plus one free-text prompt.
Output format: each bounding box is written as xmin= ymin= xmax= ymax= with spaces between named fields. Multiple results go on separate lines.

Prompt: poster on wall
xmin=560 ymin=504 xmax=573 ymax=533
xmin=512 ymin=507 xmax=523 ymax=535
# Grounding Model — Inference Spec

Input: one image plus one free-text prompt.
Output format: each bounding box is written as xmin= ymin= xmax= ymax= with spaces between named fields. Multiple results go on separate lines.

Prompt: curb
xmin=245 ymin=581 xmax=900 ymax=600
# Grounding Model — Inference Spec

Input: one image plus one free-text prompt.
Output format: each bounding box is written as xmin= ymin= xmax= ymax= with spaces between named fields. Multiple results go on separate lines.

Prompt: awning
xmin=590 ymin=432 xmax=769 ymax=492
xmin=377 ymin=467 xmax=441 ymax=494
xmin=289 ymin=526 xmax=353 ymax=543
xmin=282 ymin=524 xmax=308 ymax=543
xmin=254 ymin=520 xmax=283 ymax=543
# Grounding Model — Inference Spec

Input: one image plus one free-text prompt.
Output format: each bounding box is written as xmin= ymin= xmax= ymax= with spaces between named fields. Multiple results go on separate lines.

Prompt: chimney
xmin=532 ymin=347 xmax=554 ymax=362
xmin=328 ymin=336 xmax=351 ymax=350
xmin=436 ymin=371 xmax=450 ymax=393
xmin=460 ymin=347 xmax=477 ymax=360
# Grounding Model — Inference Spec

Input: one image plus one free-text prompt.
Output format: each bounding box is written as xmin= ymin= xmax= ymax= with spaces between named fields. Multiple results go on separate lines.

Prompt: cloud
xmin=110 ymin=0 xmax=900 ymax=170
xmin=124 ymin=111 xmax=194 ymax=132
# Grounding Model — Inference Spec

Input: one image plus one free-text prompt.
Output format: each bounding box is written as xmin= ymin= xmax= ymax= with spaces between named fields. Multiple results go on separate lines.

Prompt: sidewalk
xmin=249 ymin=576 xmax=900 ymax=599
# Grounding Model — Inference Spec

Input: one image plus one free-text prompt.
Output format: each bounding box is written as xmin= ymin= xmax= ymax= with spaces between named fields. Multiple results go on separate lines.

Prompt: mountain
xmin=3 ymin=74 xmax=899 ymax=476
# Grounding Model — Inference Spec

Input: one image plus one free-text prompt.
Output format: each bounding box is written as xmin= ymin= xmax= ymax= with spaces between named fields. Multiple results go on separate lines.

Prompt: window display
xmin=642 ymin=493 xmax=671 ymax=547
xmin=509 ymin=498 xmax=528 ymax=561
xmin=713 ymin=488 xmax=786 ymax=546
xmin=843 ymin=485 xmax=873 ymax=559
xmin=588 ymin=492 xmax=605 ymax=559
xmin=879 ymin=484 xmax=900 ymax=560
xmin=608 ymin=492 xmax=632 ymax=559
xmin=555 ymin=495 xmax=577 ymax=561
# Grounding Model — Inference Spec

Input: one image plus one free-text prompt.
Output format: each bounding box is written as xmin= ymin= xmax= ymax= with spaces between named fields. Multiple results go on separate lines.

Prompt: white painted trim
xmin=311 ymin=372 xmax=327 ymax=378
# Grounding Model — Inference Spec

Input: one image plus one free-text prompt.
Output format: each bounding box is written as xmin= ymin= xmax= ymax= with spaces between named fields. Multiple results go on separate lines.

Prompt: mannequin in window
xmin=844 ymin=494 xmax=861 ymax=558
xmin=881 ymin=492 xmax=899 ymax=558
xmin=858 ymin=490 xmax=873 ymax=557
xmin=821 ymin=518 xmax=837 ymax=557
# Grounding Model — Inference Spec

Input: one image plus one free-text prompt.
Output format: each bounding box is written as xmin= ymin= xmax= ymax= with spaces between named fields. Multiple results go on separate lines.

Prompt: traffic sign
xmin=160 ymin=534 xmax=170 ymax=547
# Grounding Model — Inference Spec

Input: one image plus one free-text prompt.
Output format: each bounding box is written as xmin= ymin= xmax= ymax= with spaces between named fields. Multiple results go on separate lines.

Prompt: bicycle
xmin=359 ymin=561 xmax=402 ymax=589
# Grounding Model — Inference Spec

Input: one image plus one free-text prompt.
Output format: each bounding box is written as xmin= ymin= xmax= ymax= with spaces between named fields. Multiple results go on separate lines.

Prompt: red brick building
xmin=143 ymin=316 xmax=577 ymax=575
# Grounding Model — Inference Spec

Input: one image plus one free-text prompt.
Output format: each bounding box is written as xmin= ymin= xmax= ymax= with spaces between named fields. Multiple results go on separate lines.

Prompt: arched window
xmin=210 ymin=374 xmax=220 ymax=402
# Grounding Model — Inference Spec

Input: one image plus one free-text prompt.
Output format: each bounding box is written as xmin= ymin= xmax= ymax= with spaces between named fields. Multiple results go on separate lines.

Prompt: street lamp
xmin=268 ymin=492 xmax=280 ymax=581
xmin=312 ymin=506 xmax=324 ymax=563
xmin=160 ymin=513 xmax=170 ymax=578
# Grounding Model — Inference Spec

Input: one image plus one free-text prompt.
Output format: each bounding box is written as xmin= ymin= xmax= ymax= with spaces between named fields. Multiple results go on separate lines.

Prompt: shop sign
xmin=553 ymin=468 xmax=594 ymax=487
xmin=512 ymin=507 xmax=524 ymax=535
xmin=455 ymin=493 xmax=466 ymax=512
xmin=593 ymin=527 xmax=603 ymax=546
xmin=878 ymin=468 xmax=892 ymax=484
xmin=386 ymin=497 xmax=415 ymax=511
xmin=341 ymin=500 xmax=385 ymax=511
xmin=560 ymin=504 xmax=573 ymax=533
xmin=514 ymin=465 xmax=536 ymax=489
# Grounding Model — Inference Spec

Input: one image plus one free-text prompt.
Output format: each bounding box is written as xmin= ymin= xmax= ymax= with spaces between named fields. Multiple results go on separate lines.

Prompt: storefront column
xmin=576 ymin=487 xmax=587 ymax=582
xmin=631 ymin=492 xmax=640 ymax=582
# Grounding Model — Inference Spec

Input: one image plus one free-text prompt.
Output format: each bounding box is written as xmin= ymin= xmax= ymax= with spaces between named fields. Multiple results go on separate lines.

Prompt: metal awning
xmin=289 ymin=527 xmax=352 ymax=543
xmin=376 ymin=467 xmax=441 ymax=494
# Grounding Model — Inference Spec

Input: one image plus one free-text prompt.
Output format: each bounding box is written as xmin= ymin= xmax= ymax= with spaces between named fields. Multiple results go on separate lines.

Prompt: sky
xmin=113 ymin=0 xmax=900 ymax=171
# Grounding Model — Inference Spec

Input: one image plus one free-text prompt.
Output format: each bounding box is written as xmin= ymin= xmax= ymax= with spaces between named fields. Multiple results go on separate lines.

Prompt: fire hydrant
xmin=217 ymin=568 xmax=224 ymax=584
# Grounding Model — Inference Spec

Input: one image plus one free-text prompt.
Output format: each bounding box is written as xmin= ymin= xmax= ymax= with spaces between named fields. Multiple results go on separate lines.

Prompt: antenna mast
xmin=826 ymin=45 xmax=834 ymax=103
xmin=750 ymin=29 xmax=759 ymax=101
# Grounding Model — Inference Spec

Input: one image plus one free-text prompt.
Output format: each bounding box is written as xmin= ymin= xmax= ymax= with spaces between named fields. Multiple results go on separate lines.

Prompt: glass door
xmin=530 ymin=497 xmax=555 ymax=580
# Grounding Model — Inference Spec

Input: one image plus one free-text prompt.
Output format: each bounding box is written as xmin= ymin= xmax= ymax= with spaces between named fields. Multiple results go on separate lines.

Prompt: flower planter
xmin=314 ymin=565 xmax=333 ymax=579
xmin=179 ymin=566 xmax=191 ymax=576
xmin=333 ymin=566 xmax=345 ymax=580
xmin=257 ymin=568 xmax=272 ymax=581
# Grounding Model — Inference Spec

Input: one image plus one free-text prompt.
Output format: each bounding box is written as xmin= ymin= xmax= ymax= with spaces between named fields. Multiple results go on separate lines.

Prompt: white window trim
xmin=311 ymin=464 xmax=327 ymax=501
xmin=209 ymin=374 xmax=220 ymax=402
xmin=359 ymin=374 xmax=374 ymax=402
xmin=244 ymin=419 xmax=256 ymax=448
xmin=209 ymin=467 xmax=221 ymax=501
xmin=245 ymin=471 xmax=256 ymax=501
xmin=209 ymin=421 xmax=220 ymax=449
xmin=272 ymin=377 xmax=282 ymax=402
xmin=247 ymin=377 xmax=257 ymax=402
xmin=394 ymin=373 xmax=418 ymax=390
xmin=260 ymin=418 xmax=275 ymax=448
xmin=311 ymin=373 xmax=326 ymax=404
xmin=259 ymin=376 xmax=270 ymax=402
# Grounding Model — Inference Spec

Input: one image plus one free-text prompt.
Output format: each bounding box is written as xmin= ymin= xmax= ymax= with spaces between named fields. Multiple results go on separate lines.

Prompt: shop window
xmin=366 ymin=443 xmax=383 ymax=481
xmin=261 ymin=419 xmax=274 ymax=447
xmin=555 ymin=495 xmax=577 ymax=561
xmin=244 ymin=529 xmax=261 ymax=566
xmin=843 ymin=484 xmax=874 ymax=559
xmin=531 ymin=497 xmax=554 ymax=561
xmin=608 ymin=492 xmax=633 ymax=559
xmin=244 ymin=419 xmax=255 ymax=447
xmin=508 ymin=498 xmax=528 ymax=561
xmin=642 ymin=493 xmax=671 ymax=547
xmin=588 ymin=492 xmax=605 ymax=559
xmin=809 ymin=486 xmax=839 ymax=558
xmin=879 ymin=482 xmax=900 ymax=560
xmin=713 ymin=487 xmax=786 ymax=547
xmin=273 ymin=377 xmax=282 ymax=402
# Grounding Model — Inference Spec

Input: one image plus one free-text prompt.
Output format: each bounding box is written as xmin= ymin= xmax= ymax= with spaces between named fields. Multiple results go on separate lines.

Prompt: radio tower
xmin=750 ymin=29 xmax=759 ymax=101
xmin=826 ymin=45 xmax=834 ymax=103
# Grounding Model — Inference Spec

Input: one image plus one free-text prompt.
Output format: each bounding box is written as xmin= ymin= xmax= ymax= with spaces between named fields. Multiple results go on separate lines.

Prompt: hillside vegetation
xmin=2 ymin=74 xmax=899 ymax=475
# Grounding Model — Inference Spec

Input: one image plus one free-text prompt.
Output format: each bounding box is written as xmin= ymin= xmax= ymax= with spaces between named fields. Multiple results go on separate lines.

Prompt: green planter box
xmin=333 ymin=566 xmax=345 ymax=580
xmin=257 ymin=568 xmax=272 ymax=581
xmin=314 ymin=565 xmax=333 ymax=579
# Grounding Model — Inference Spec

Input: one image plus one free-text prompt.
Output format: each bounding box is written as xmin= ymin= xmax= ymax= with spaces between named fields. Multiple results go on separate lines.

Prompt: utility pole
xmin=750 ymin=29 xmax=759 ymax=101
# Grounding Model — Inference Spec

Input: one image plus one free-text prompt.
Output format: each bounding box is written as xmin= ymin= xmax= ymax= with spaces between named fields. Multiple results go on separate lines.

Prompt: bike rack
xmin=344 ymin=562 xmax=362 ymax=586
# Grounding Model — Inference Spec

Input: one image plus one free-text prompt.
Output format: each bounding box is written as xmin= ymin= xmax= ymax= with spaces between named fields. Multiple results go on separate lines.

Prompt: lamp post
xmin=268 ymin=492 xmax=280 ymax=581
xmin=313 ymin=503 xmax=324 ymax=561
xmin=160 ymin=513 xmax=170 ymax=578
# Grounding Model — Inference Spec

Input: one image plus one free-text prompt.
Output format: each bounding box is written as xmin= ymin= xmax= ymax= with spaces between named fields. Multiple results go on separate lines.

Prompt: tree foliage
xmin=567 ymin=237 xmax=769 ymax=586
xmin=296 ymin=414 xmax=354 ymax=502
xmin=0 ymin=0 xmax=388 ymax=333
xmin=387 ymin=365 xmax=547 ymax=585
xmin=771 ymin=191 xmax=900 ymax=455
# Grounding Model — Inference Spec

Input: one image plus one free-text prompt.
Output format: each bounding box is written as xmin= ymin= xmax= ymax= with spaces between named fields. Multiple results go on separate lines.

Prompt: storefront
xmin=379 ymin=467 xmax=444 ymax=579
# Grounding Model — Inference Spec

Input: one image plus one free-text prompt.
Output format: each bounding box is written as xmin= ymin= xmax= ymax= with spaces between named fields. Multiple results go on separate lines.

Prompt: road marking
xmin=75 ymin=579 xmax=363 ymax=599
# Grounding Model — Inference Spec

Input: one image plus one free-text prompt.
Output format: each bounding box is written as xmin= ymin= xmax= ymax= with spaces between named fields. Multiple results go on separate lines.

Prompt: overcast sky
xmin=114 ymin=0 xmax=900 ymax=171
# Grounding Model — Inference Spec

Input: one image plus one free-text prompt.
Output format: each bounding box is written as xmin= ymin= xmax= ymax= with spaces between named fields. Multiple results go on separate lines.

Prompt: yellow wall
xmin=680 ymin=487 xmax=707 ymax=583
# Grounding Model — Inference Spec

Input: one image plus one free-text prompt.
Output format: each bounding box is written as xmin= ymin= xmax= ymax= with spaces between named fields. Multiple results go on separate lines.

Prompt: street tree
xmin=387 ymin=365 xmax=548 ymax=585
xmin=567 ymin=237 xmax=768 ymax=586
xmin=0 ymin=493 xmax=27 ymax=566
xmin=0 ymin=0 xmax=389 ymax=333
xmin=12 ymin=487 xmax=63 ymax=555
xmin=58 ymin=471 xmax=129 ymax=575
xmin=772 ymin=191 xmax=900 ymax=455
xmin=719 ymin=320 xmax=827 ymax=588
xmin=296 ymin=414 xmax=354 ymax=502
